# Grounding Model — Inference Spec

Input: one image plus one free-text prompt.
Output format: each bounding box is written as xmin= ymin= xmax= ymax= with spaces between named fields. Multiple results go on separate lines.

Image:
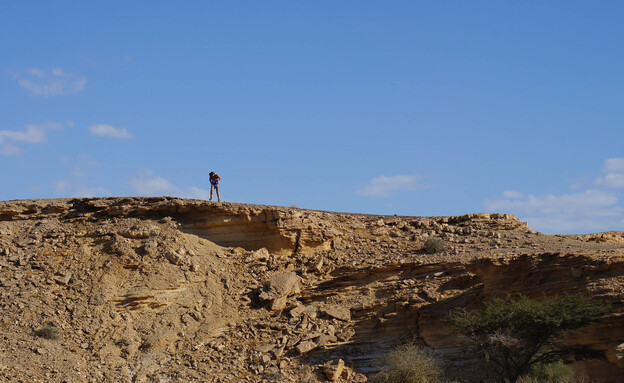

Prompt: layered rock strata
xmin=0 ymin=197 xmax=623 ymax=382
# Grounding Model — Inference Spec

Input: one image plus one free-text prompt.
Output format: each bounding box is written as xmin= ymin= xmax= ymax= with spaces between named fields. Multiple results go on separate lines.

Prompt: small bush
xmin=370 ymin=344 xmax=443 ymax=383
xmin=518 ymin=361 xmax=573 ymax=383
xmin=34 ymin=322 xmax=61 ymax=340
xmin=423 ymin=238 xmax=445 ymax=254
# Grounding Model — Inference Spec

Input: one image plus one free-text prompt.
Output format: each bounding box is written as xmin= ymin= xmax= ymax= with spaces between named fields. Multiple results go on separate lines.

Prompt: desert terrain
xmin=0 ymin=197 xmax=622 ymax=382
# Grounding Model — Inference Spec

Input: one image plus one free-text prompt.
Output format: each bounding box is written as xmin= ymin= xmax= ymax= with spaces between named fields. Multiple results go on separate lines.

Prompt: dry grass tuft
xmin=370 ymin=344 xmax=443 ymax=383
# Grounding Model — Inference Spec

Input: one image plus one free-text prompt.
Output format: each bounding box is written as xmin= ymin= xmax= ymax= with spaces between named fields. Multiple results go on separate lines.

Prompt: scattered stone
xmin=143 ymin=239 xmax=158 ymax=255
xmin=295 ymin=340 xmax=318 ymax=355
xmin=289 ymin=305 xmax=306 ymax=318
xmin=323 ymin=359 xmax=345 ymax=381
xmin=248 ymin=248 xmax=270 ymax=262
xmin=272 ymin=345 xmax=285 ymax=359
xmin=315 ymin=333 xmax=337 ymax=346
xmin=270 ymin=296 xmax=288 ymax=311
xmin=336 ymin=328 xmax=355 ymax=342
xmin=89 ymin=294 xmax=106 ymax=305
xmin=305 ymin=305 xmax=318 ymax=319
xmin=0 ymin=197 xmax=621 ymax=382
xmin=165 ymin=250 xmax=184 ymax=265
xmin=257 ymin=344 xmax=275 ymax=353
xmin=286 ymin=336 xmax=301 ymax=349
xmin=322 ymin=306 xmax=351 ymax=321
xmin=312 ymin=257 xmax=324 ymax=273
xmin=53 ymin=272 xmax=72 ymax=285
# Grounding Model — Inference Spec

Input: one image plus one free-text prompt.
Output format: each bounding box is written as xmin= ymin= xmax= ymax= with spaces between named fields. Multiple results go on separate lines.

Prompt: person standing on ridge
xmin=209 ymin=171 xmax=221 ymax=202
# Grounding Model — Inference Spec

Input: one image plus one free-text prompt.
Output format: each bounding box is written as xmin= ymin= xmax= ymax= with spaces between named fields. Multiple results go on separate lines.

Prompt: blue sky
xmin=1 ymin=1 xmax=623 ymax=234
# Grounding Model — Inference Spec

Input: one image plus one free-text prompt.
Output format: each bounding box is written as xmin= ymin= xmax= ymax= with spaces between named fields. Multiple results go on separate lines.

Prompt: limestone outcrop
xmin=0 ymin=197 xmax=622 ymax=382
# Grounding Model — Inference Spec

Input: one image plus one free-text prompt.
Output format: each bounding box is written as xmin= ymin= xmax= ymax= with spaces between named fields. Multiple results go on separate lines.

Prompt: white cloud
xmin=595 ymin=173 xmax=624 ymax=189
xmin=181 ymin=187 xmax=212 ymax=200
xmin=521 ymin=215 xmax=620 ymax=235
xmin=54 ymin=180 xmax=71 ymax=194
xmin=89 ymin=124 xmax=134 ymax=139
xmin=72 ymin=168 xmax=85 ymax=177
xmin=485 ymin=190 xmax=617 ymax=215
xmin=502 ymin=190 xmax=524 ymax=199
xmin=485 ymin=190 xmax=622 ymax=234
xmin=1 ymin=124 xmax=48 ymax=143
xmin=128 ymin=170 xmax=212 ymax=199
xmin=54 ymin=180 xmax=111 ymax=198
xmin=357 ymin=175 xmax=424 ymax=197
xmin=129 ymin=171 xmax=175 ymax=195
xmin=0 ymin=123 xmax=64 ymax=155
xmin=486 ymin=158 xmax=624 ymax=234
xmin=604 ymin=158 xmax=624 ymax=173
xmin=0 ymin=141 xmax=19 ymax=156
xmin=71 ymin=186 xmax=111 ymax=198
xmin=595 ymin=158 xmax=624 ymax=189
xmin=13 ymin=67 xmax=86 ymax=96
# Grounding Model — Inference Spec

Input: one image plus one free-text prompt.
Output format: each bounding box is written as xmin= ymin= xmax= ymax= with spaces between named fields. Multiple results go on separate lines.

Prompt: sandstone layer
xmin=0 ymin=197 xmax=622 ymax=382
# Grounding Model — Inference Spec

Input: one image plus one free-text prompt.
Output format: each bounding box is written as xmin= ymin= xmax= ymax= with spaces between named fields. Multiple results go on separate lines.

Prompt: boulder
xmin=259 ymin=272 xmax=300 ymax=301
xmin=250 ymin=248 xmax=270 ymax=261
xmin=323 ymin=359 xmax=345 ymax=381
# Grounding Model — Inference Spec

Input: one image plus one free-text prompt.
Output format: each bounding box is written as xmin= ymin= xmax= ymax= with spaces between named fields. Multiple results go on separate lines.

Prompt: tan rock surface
xmin=0 ymin=197 xmax=622 ymax=382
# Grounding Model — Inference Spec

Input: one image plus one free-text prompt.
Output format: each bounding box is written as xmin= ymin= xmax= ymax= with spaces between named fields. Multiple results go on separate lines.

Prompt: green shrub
xmin=451 ymin=294 xmax=609 ymax=383
xmin=370 ymin=344 xmax=443 ymax=383
xmin=423 ymin=238 xmax=445 ymax=254
xmin=518 ymin=361 xmax=574 ymax=383
xmin=34 ymin=322 xmax=61 ymax=340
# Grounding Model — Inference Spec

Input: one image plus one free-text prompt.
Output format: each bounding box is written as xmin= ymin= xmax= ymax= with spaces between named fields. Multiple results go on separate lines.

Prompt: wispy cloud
xmin=12 ymin=67 xmax=86 ymax=96
xmin=485 ymin=189 xmax=622 ymax=234
xmin=485 ymin=158 xmax=624 ymax=234
xmin=54 ymin=180 xmax=111 ymax=198
xmin=129 ymin=170 xmax=174 ymax=195
xmin=128 ymin=170 xmax=211 ymax=199
xmin=72 ymin=186 xmax=111 ymax=197
xmin=485 ymin=190 xmax=618 ymax=216
xmin=89 ymin=124 xmax=134 ymax=139
xmin=0 ymin=122 xmax=64 ymax=155
xmin=181 ymin=187 xmax=212 ymax=200
xmin=604 ymin=158 xmax=624 ymax=173
xmin=0 ymin=141 xmax=19 ymax=156
xmin=595 ymin=157 xmax=624 ymax=188
xmin=357 ymin=175 xmax=425 ymax=197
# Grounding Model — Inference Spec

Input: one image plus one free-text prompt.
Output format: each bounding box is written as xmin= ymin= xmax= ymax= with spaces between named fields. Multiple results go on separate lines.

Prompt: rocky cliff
xmin=0 ymin=197 xmax=622 ymax=382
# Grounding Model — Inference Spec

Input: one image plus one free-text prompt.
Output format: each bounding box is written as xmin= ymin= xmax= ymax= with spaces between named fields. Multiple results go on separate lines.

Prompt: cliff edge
xmin=1 ymin=197 xmax=622 ymax=382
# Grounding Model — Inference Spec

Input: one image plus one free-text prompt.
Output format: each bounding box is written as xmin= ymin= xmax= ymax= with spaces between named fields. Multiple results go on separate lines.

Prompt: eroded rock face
xmin=0 ymin=197 xmax=623 ymax=382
